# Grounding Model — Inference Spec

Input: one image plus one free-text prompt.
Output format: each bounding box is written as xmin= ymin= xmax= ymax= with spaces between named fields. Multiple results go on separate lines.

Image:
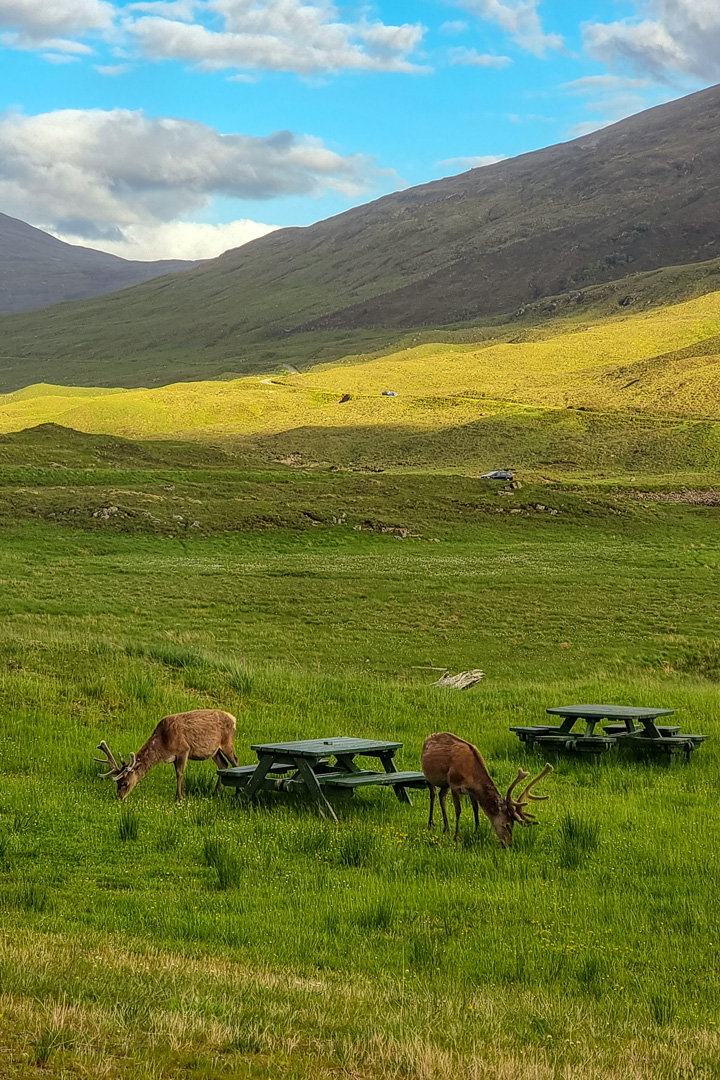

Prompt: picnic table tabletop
xmin=219 ymin=736 xmax=425 ymax=822
xmin=546 ymin=704 xmax=675 ymax=721
xmin=545 ymin=704 xmax=676 ymax=740
xmin=250 ymin=737 xmax=402 ymax=758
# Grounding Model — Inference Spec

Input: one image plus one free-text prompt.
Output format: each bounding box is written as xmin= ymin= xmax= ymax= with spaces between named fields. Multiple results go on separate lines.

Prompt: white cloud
xmin=584 ymin=1 xmax=720 ymax=82
xmin=0 ymin=0 xmax=428 ymax=75
xmin=94 ymin=62 xmax=131 ymax=74
xmin=0 ymin=108 xmax=384 ymax=258
xmin=51 ymin=218 xmax=278 ymax=260
xmin=1 ymin=30 xmax=94 ymax=51
xmin=566 ymin=118 xmax=615 ymax=138
xmin=453 ymin=0 xmax=562 ymax=58
xmin=505 ymin=111 xmax=554 ymax=122
xmin=562 ymin=74 xmax=651 ymax=93
xmin=440 ymin=20 xmax=468 ymax=35
xmin=438 ymin=154 xmax=506 ymax=169
xmin=448 ymin=46 xmax=511 ymax=67
xmin=128 ymin=0 xmax=197 ymax=20
xmin=560 ymin=68 xmax=673 ymax=139
xmin=41 ymin=50 xmax=81 ymax=61
xmin=0 ymin=0 xmax=113 ymax=44
xmin=130 ymin=0 xmax=428 ymax=75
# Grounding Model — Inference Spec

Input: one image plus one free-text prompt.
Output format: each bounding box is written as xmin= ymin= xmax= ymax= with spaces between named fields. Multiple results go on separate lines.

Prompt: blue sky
xmin=0 ymin=0 xmax=716 ymax=260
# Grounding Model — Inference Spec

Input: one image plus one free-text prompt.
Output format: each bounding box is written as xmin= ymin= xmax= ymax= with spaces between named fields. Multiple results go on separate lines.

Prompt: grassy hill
xmin=2 ymin=287 xmax=720 ymax=475
xmin=2 ymin=85 xmax=720 ymax=390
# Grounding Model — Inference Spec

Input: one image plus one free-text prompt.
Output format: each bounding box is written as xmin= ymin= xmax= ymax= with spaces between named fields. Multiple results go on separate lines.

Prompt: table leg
xmin=295 ymin=758 xmax=339 ymax=823
xmin=583 ymin=720 xmax=597 ymax=739
xmin=379 ymin=751 xmax=413 ymax=805
xmin=238 ymin=753 xmax=275 ymax=805
xmin=334 ymin=754 xmax=360 ymax=774
xmin=641 ymin=721 xmax=662 ymax=739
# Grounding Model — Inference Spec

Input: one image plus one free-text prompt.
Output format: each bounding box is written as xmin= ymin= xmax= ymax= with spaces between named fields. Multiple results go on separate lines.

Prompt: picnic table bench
xmin=218 ymin=737 xmax=427 ymax=822
xmin=511 ymin=704 xmax=708 ymax=765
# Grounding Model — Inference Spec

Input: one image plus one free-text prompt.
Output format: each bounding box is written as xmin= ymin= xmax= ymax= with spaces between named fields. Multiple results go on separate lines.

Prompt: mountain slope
xmin=0 ymin=213 xmax=198 ymax=313
xmin=1 ymin=83 xmax=720 ymax=388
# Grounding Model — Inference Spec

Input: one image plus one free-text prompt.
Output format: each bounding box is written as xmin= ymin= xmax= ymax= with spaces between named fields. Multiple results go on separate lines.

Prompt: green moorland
xmin=2 ymin=286 xmax=720 ymax=469
xmin=0 ymin=416 xmax=720 ymax=1079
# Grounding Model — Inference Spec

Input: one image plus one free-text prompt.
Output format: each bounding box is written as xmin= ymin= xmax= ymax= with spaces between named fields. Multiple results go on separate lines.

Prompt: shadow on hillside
xmin=241 ymin=411 xmax=719 ymax=474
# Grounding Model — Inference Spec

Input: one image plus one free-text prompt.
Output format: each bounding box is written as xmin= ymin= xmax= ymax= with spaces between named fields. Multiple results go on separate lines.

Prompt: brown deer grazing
xmin=421 ymin=732 xmax=552 ymax=847
xmin=95 ymin=709 xmax=239 ymax=802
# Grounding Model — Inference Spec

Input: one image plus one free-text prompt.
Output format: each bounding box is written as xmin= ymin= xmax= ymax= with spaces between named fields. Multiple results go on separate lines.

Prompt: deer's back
xmin=154 ymin=709 xmax=236 ymax=755
xmin=422 ymin=732 xmax=479 ymax=787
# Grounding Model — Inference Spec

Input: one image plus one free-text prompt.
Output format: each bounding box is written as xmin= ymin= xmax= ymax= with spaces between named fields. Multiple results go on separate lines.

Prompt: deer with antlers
xmin=95 ymin=709 xmax=239 ymax=802
xmin=421 ymin=732 xmax=552 ymax=847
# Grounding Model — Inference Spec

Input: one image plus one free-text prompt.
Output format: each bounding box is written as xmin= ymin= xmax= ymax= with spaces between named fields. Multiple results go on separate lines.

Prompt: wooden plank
xmin=324 ymin=770 xmax=427 ymax=789
xmin=218 ymin=761 xmax=302 ymax=786
xmin=509 ymin=730 xmax=565 ymax=738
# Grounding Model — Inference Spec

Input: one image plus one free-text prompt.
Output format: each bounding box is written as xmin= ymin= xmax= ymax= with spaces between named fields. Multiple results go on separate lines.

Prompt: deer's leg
xmin=220 ymin=737 xmax=239 ymax=768
xmin=212 ymin=751 xmax=228 ymax=795
xmin=174 ymin=751 xmax=189 ymax=802
xmin=451 ymin=789 xmax=462 ymax=843
xmin=439 ymin=786 xmax=450 ymax=834
xmin=428 ymin=784 xmax=436 ymax=829
xmin=471 ymin=796 xmax=480 ymax=831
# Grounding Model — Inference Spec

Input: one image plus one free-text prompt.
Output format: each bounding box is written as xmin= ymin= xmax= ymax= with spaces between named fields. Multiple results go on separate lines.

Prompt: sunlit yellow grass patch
xmin=1 ymin=289 xmax=720 ymax=440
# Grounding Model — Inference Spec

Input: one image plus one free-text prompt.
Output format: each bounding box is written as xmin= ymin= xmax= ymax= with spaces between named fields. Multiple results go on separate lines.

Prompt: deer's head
xmin=95 ymin=740 xmax=140 ymax=800
xmin=490 ymin=763 xmax=553 ymax=848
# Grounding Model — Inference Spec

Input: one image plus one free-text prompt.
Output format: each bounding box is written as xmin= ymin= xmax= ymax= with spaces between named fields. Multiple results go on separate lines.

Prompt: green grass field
xmin=2 ymin=283 xmax=720 ymax=1077
xmin=1 ymin=436 xmax=720 ymax=1078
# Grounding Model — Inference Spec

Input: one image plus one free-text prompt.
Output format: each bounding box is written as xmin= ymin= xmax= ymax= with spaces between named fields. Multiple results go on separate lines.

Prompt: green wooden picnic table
xmin=218 ymin=737 xmax=427 ymax=822
xmin=511 ymin=704 xmax=708 ymax=764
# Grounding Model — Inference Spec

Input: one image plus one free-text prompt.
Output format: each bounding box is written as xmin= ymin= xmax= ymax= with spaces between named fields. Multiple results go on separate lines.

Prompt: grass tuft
xmin=19 ymin=879 xmax=49 ymax=912
xmin=557 ymin=811 xmax=600 ymax=869
xmin=332 ymin=822 xmax=378 ymax=868
xmin=204 ymin=837 xmax=243 ymax=889
xmin=33 ymin=1027 xmax=61 ymax=1066
xmin=118 ymin=807 xmax=139 ymax=842
xmin=650 ymin=992 xmax=677 ymax=1026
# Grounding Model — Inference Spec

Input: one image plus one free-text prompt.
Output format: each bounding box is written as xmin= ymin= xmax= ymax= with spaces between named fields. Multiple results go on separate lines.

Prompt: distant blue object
xmin=480 ymin=469 xmax=514 ymax=480
xmin=381 ymin=390 xmax=398 ymax=396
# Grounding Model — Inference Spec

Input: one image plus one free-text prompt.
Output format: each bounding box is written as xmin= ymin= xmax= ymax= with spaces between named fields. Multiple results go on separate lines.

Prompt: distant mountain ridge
xmin=0 ymin=213 xmax=198 ymax=313
xmin=1 ymin=83 xmax=720 ymax=389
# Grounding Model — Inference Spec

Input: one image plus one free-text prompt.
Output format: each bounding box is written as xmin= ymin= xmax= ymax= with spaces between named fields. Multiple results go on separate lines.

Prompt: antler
xmin=95 ymin=740 xmax=122 ymax=778
xmin=516 ymin=763 xmax=553 ymax=804
xmin=94 ymin=741 xmax=137 ymax=779
xmin=505 ymin=767 xmax=530 ymax=803
xmin=507 ymin=763 xmax=553 ymax=825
